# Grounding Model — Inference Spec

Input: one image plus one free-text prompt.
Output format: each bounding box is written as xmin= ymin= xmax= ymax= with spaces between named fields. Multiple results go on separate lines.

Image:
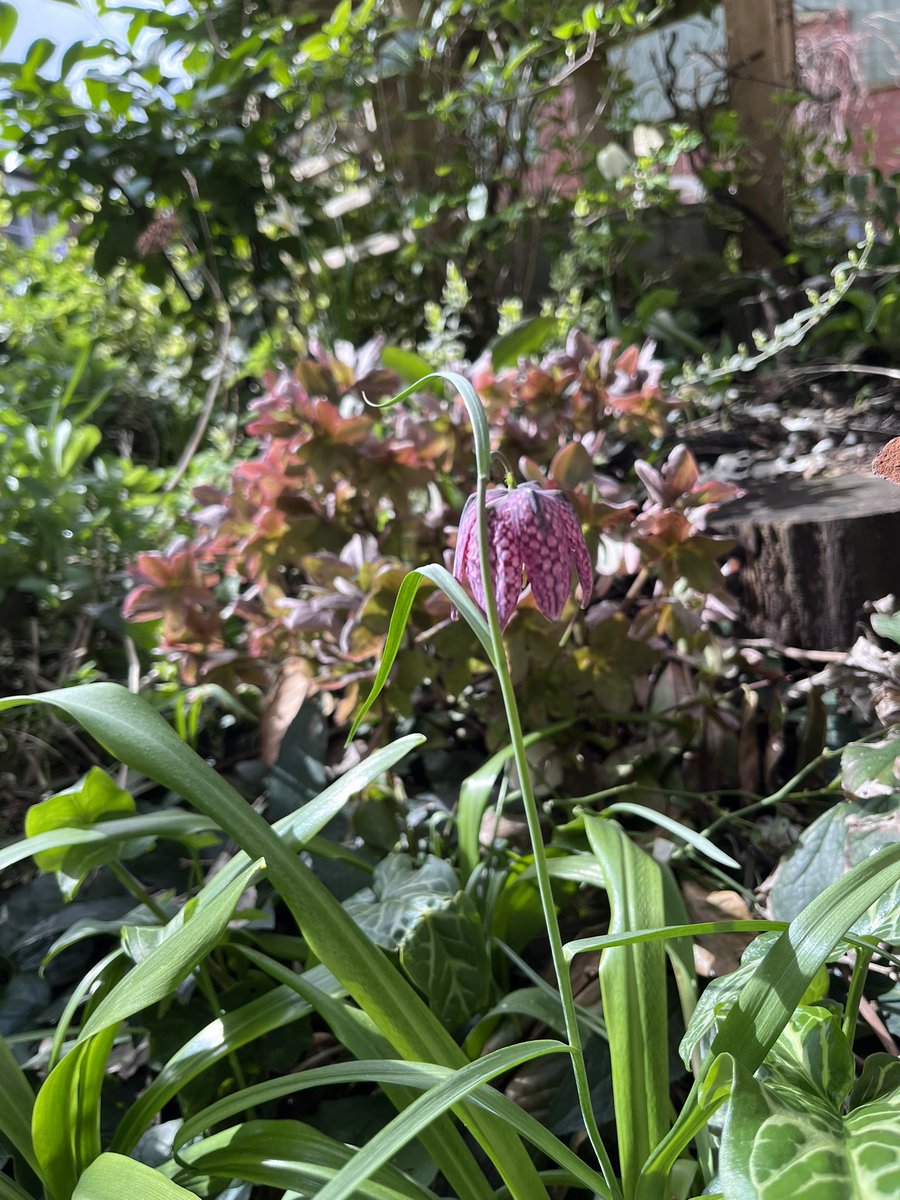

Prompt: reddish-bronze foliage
xmin=123 ymin=332 xmax=741 ymax=732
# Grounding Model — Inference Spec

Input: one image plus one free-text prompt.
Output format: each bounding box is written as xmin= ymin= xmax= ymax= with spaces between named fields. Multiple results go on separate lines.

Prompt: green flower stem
xmin=472 ymin=466 xmax=622 ymax=1200
xmin=841 ymin=945 xmax=874 ymax=1046
xmin=108 ymin=860 xmax=169 ymax=922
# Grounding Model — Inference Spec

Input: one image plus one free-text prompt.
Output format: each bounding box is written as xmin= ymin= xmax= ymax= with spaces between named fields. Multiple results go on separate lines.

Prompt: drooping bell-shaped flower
xmin=452 ymin=483 xmax=593 ymax=630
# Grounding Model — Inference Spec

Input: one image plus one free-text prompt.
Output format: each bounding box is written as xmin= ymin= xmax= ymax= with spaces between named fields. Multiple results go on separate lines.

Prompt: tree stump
xmin=716 ymin=473 xmax=900 ymax=650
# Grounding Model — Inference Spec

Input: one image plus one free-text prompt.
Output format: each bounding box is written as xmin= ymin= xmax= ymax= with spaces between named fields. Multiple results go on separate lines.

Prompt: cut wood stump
xmin=715 ymin=473 xmax=900 ymax=650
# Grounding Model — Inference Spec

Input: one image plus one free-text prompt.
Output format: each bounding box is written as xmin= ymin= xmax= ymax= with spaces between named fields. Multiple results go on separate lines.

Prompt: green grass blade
xmin=458 ymin=721 xmax=571 ymax=880
xmin=79 ymin=862 xmax=258 ymax=1040
xmin=564 ymin=920 xmax=787 ymax=960
xmin=638 ymin=842 xmax=900 ymax=1195
xmin=0 ymin=1035 xmax=40 ymax=1177
xmin=72 ymin=1153 xmax=198 ymax=1199
xmin=312 ymin=1041 xmax=568 ymax=1200
xmin=0 ymin=812 xmax=219 ymax=874
xmin=174 ymin=1119 xmax=438 ymax=1200
xmin=0 ymin=686 xmax=549 ymax=1200
xmin=50 ymin=950 xmax=124 ymax=1071
xmin=112 ymin=968 xmax=343 ymax=1153
xmin=237 ymin=947 xmax=496 ymax=1200
xmin=0 ymin=1177 xmax=34 ymax=1200
xmin=174 ymin=1044 xmax=568 ymax=1200
xmin=600 ymin=803 xmax=740 ymax=870
xmin=32 ymin=1028 xmax=118 ymax=1200
xmin=587 ymin=817 xmax=670 ymax=1200
xmin=199 ymin=732 xmax=423 ymax=904
xmin=347 ymin=566 xmax=494 ymax=742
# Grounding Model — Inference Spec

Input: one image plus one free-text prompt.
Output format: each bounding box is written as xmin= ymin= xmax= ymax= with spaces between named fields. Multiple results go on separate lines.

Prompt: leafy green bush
xmin=0 ymin=225 xmax=204 ymax=463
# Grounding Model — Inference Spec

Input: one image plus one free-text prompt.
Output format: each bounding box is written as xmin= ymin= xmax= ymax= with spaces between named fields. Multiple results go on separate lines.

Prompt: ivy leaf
xmin=344 ymin=855 xmax=459 ymax=950
xmin=399 ymin=892 xmax=490 ymax=1029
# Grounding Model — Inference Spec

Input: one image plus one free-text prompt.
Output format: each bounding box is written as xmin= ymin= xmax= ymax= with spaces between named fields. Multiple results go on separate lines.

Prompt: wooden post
xmin=723 ymin=0 xmax=796 ymax=267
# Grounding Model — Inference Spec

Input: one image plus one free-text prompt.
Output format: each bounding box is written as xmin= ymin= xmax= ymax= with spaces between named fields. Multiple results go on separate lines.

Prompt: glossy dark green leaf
xmin=399 ymin=892 xmax=490 ymax=1028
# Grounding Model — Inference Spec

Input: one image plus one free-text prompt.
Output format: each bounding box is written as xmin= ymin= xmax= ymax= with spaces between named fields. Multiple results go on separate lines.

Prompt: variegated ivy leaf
xmin=399 ymin=891 xmax=490 ymax=1029
xmin=343 ymin=854 xmax=459 ymax=950
xmin=679 ymin=933 xmax=830 ymax=1070
xmin=719 ymin=1007 xmax=900 ymax=1200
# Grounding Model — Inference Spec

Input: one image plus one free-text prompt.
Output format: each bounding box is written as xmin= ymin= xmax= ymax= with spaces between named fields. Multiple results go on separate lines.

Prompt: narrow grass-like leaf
xmin=112 ymin=968 xmax=343 ymax=1153
xmin=32 ymin=1027 xmax=118 ymax=1200
xmin=458 ymin=721 xmax=571 ymax=880
xmin=200 ymin=732 xmax=424 ymax=904
xmin=80 ymin=862 xmax=257 ymax=1040
xmin=0 ymin=686 xmax=547 ymax=1200
xmin=600 ymin=803 xmax=740 ymax=870
xmin=50 ymin=950 xmax=124 ymax=1071
xmin=312 ymin=1041 xmax=568 ymax=1200
xmin=0 ymin=1176 xmax=33 ymax=1200
xmin=347 ymin=567 xmax=494 ymax=742
xmin=0 ymin=1034 xmax=40 ymax=1177
xmin=237 ymin=947 xmax=496 ymax=1200
xmin=563 ymin=920 xmax=786 ymax=961
xmin=638 ymin=842 xmax=900 ymax=1196
xmin=175 ymin=1120 xmax=438 ymax=1200
xmin=587 ymin=817 xmax=670 ymax=1200
xmin=0 ymin=812 xmax=218 ymax=874
xmin=72 ymin=1153 xmax=198 ymax=1199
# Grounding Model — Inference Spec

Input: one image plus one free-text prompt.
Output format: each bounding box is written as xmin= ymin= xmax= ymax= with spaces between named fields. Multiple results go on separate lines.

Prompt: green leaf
xmin=197 ymin=731 xmax=424 ymax=904
xmin=312 ymin=1041 xmax=568 ymax=1200
xmin=600 ymin=802 xmax=740 ymax=870
xmin=871 ymin=612 xmax=900 ymax=646
xmin=489 ymin=317 xmax=558 ymax=369
xmin=720 ymin=1011 xmax=900 ymax=1199
xmin=457 ymin=722 xmax=571 ymax=881
xmin=233 ymin=950 xmax=496 ymax=1200
xmin=0 ymin=686 xmax=548 ymax=1200
xmin=640 ymin=842 xmax=900 ymax=1195
xmin=0 ymin=3 xmax=17 ymax=52
xmin=33 ymin=1026 xmax=118 ymax=1200
xmin=79 ymin=861 xmax=258 ymax=1040
xmin=345 ymin=855 xmax=459 ymax=949
xmin=347 ymin=566 xmax=494 ymax=742
xmin=841 ymin=731 xmax=900 ymax=800
xmin=0 ymin=811 xmax=217 ymax=876
xmin=586 ymin=817 xmax=670 ymax=1199
xmin=73 ymin=1153 xmax=198 ymax=1199
xmin=176 ymin=1119 xmax=436 ymax=1200
xmin=399 ymin=892 xmax=490 ymax=1028
xmin=381 ymin=346 xmax=435 ymax=385
xmin=112 ymin=967 xmax=345 ymax=1154
xmin=768 ymin=797 xmax=900 ymax=940
xmin=20 ymin=37 xmax=55 ymax=83
xmin=25 ymin=767 xmax=135 ymax=873
xmin=0 ymin=1034 xmax=39 ymax=1177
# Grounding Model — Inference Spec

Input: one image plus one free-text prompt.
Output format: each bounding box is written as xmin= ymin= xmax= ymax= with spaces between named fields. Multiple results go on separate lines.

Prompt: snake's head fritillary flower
xmin=452 ymin=482 xmax=593 ymax=629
